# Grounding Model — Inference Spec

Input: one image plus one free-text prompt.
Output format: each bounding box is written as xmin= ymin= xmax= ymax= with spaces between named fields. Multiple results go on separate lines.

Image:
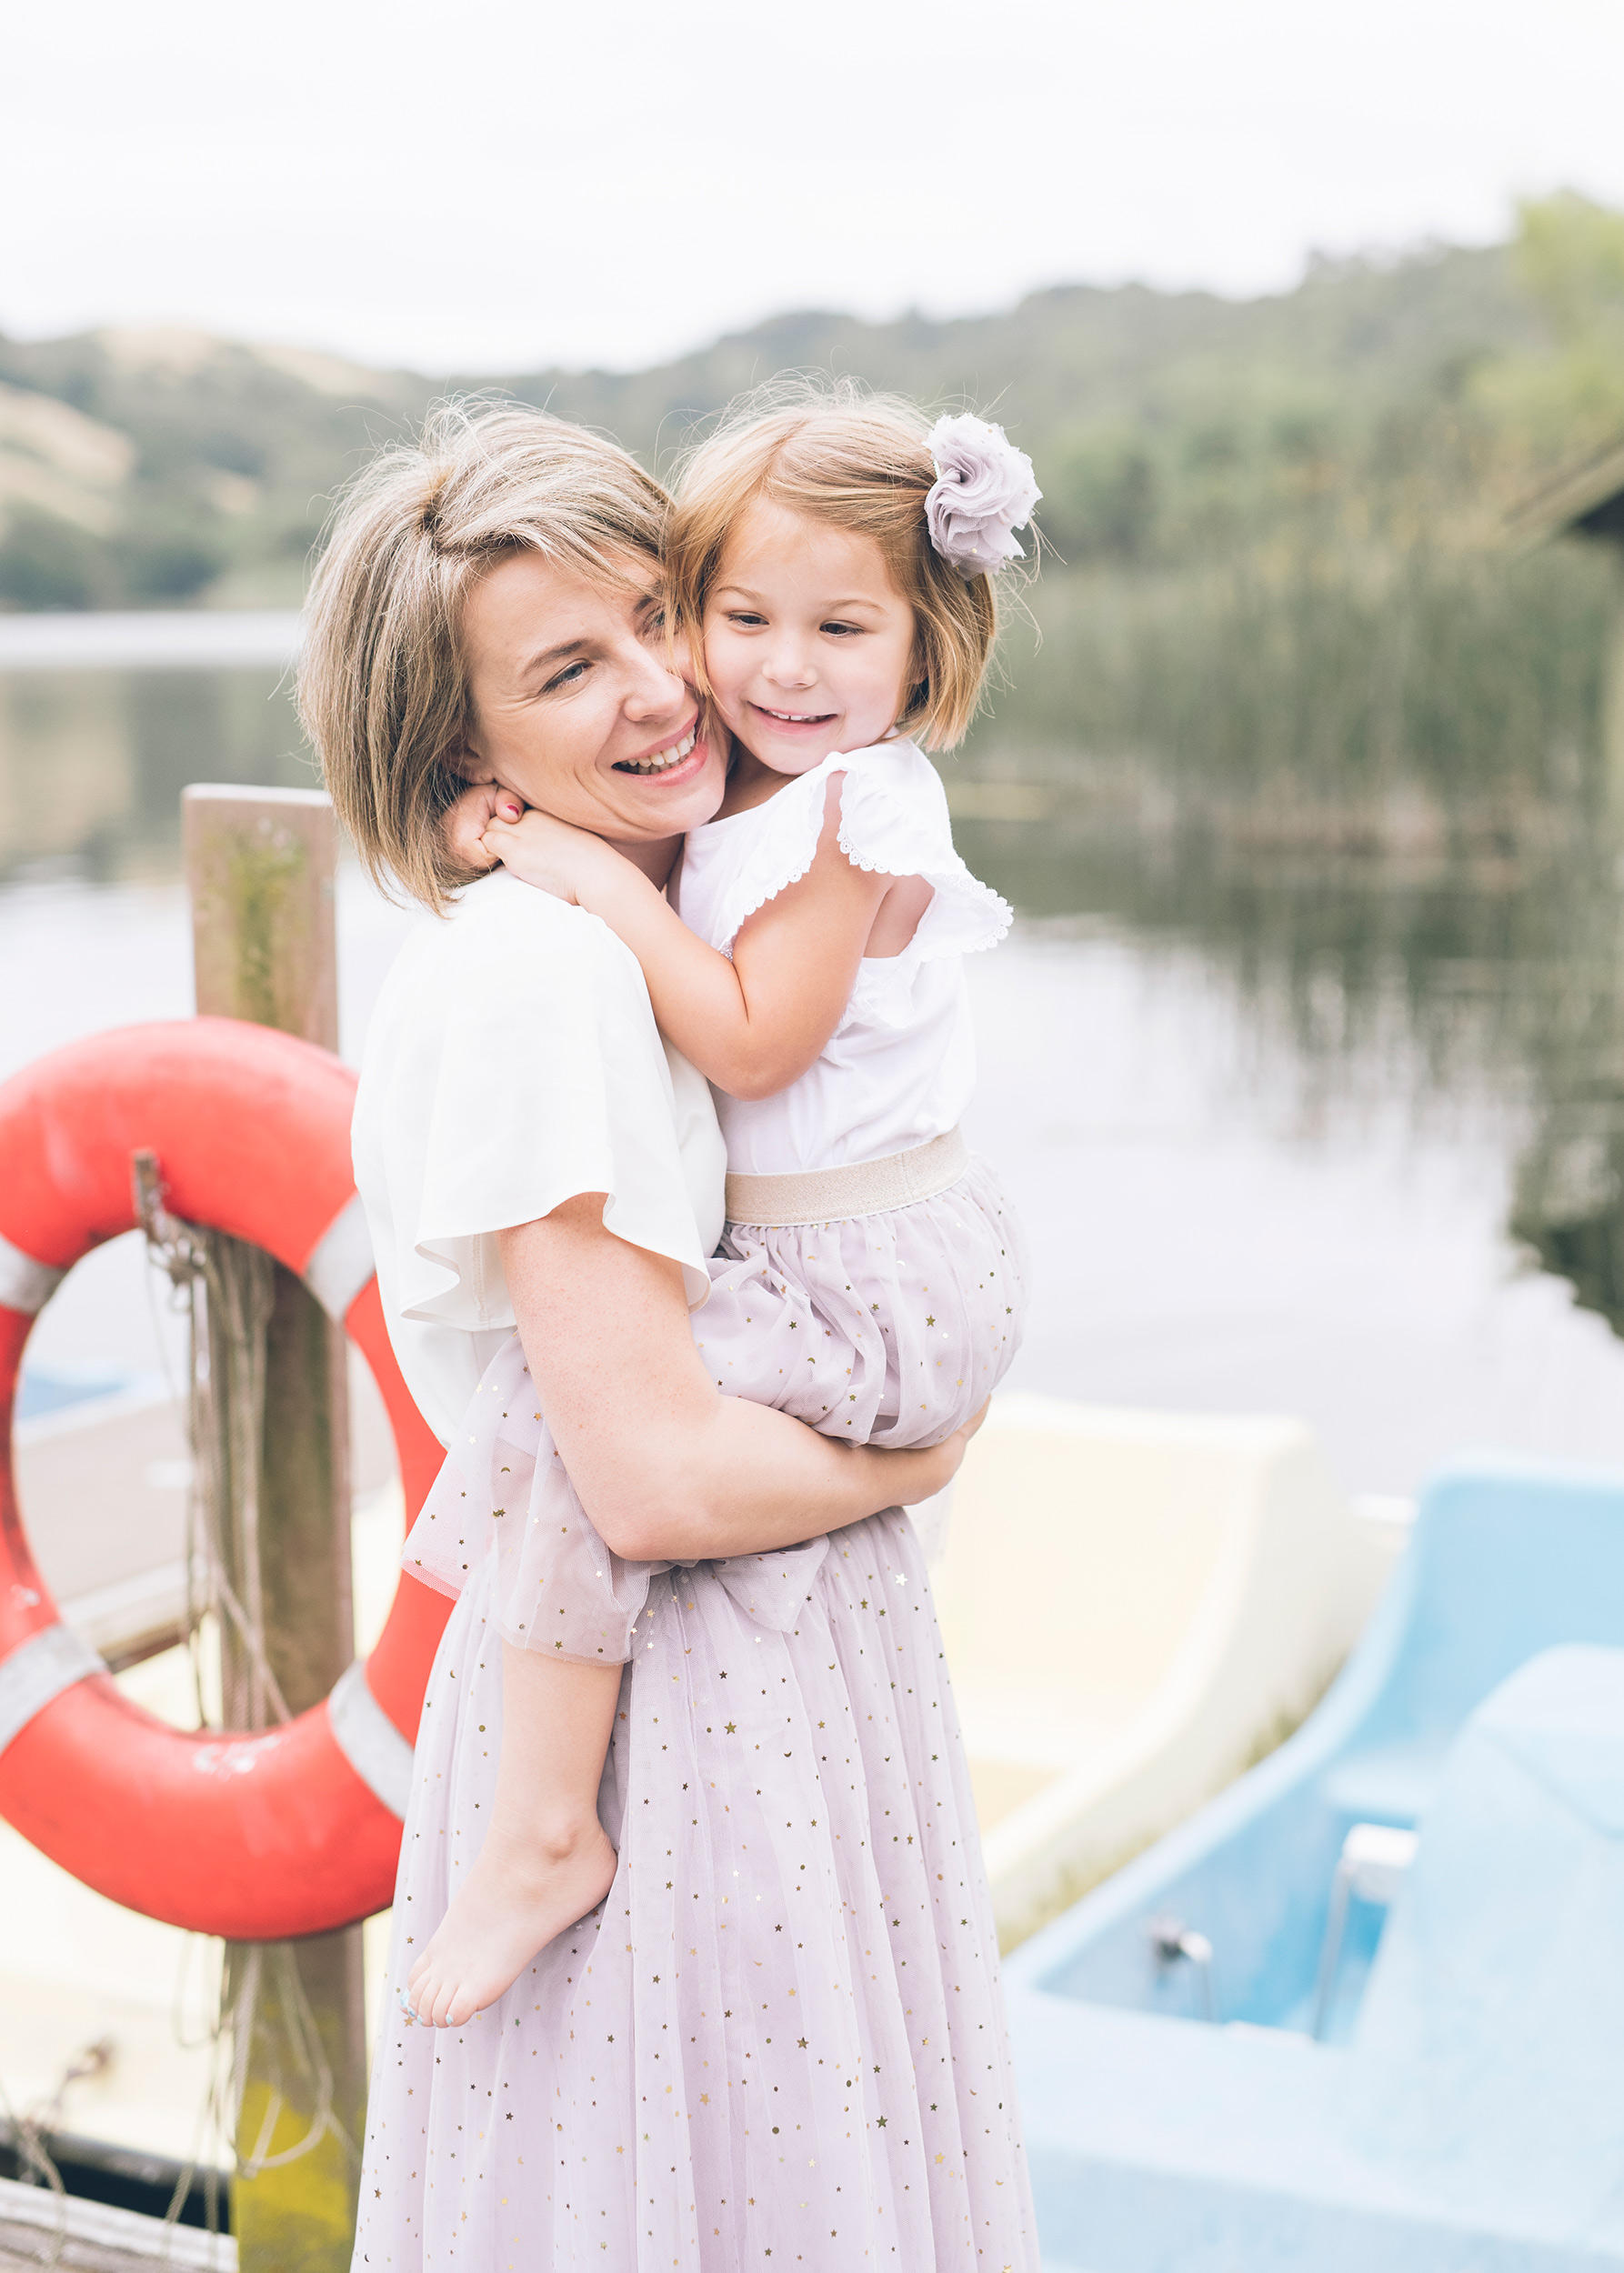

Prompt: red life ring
xmin=0 ymin=1018 xmax=450 ymax=1938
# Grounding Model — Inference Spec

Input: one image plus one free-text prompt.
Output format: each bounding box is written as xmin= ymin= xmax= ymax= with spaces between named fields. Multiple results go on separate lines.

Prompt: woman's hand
xmin=482 ymin=807 xmax=627 ymax=910
xmin=444 ymin=779 xmax=524 ymax=873
xmin=894 ymin=1398 xmax=991 ymax=1506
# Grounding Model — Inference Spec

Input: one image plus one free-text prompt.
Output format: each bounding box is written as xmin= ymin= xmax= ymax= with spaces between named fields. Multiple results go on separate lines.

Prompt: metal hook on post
xmin=133 ymin=1148 xmax=206 ymax=1290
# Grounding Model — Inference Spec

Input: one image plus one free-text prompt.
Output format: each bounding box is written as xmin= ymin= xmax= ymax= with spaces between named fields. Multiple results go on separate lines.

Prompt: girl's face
xmin=702 ymin=499 xmax=917 ymax=775
xmin=461 ymin=548 xmax=726 ymax=843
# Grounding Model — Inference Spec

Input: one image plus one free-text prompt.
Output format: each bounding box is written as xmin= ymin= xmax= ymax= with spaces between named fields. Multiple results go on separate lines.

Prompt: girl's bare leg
xmin=405 ymin=1647 xmax=620 ymax=2027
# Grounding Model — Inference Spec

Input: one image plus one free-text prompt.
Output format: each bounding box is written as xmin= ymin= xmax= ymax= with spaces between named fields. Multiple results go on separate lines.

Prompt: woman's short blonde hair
xmin=667 ymin=381 xmax=1006 ymax=751
xmin=298 ymin=401 xmax=669 ymax=910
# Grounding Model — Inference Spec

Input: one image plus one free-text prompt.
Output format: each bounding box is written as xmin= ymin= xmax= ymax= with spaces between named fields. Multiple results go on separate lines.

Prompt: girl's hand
xmin=444 ymin=779 xmax=524 ymax=873
xmin=482 ymin=808 xmax=621 ymax=909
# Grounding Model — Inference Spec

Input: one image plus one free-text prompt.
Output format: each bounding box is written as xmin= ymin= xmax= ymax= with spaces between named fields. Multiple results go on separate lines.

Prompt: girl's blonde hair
xmin=667 ymin=382 xmax=1006 ymax=751
xmin=298 ymin=401 xmax=669 ymax=910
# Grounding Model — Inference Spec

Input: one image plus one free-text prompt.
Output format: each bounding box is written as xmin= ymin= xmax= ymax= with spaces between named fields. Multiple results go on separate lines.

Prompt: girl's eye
xmin=727 ymin=611 xmax=767 ymax=628
xmin=821 ymin=619 xmax=863 ymax=638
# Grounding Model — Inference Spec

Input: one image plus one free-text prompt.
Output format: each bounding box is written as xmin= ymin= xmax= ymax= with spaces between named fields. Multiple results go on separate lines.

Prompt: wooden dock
xmin=0 ymin=2176 xmax=234 ymax=2268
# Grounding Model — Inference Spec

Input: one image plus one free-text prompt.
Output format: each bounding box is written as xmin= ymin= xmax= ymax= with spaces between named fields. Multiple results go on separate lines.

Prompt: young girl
xmin=404 ymin=388 xmax=1039 ymax=2029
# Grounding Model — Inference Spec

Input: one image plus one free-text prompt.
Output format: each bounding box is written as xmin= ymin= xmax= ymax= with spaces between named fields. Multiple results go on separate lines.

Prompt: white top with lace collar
xmin=674 ymin=739 xmax=1012 ymax=1177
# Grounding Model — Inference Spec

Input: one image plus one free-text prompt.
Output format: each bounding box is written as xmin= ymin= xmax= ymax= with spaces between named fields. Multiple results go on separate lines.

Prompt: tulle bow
xmin=712 ymin=1537 xmax=830 ymax=1630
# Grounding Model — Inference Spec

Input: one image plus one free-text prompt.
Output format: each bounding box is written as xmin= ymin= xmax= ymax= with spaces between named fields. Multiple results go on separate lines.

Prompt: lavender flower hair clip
xmin=925 ymin=414 xmax=1041 ymax=579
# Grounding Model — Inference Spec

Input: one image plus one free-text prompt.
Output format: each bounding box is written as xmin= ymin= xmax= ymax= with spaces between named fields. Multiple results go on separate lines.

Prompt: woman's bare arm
xmin=498 ymin=1197 xmax=974 ymax=1562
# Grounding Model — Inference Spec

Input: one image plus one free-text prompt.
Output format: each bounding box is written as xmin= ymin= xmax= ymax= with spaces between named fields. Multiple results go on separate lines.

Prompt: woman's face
xmin=460 ymin=548 xmax=726 ymax=842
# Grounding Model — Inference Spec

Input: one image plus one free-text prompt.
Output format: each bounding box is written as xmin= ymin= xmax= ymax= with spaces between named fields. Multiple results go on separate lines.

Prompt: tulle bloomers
xmin=926 ymin=412 xmax=1041 ymax=578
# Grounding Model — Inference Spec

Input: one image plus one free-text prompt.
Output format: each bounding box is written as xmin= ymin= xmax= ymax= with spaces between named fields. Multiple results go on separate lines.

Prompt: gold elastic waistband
xmin=724 ymin=1127 xmax=968 ymax=1228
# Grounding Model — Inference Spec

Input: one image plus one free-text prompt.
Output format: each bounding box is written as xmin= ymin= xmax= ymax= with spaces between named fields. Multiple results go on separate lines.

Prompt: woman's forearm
xmin=620 ymin=1394 xmax=948 ymax=1562
xmin=498 ymin=1201 xmax=958 ymax=1564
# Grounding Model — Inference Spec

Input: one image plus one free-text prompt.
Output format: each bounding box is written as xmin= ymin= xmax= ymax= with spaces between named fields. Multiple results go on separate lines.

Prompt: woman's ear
xmin=442 ymin=740 xmax=497 ymax=786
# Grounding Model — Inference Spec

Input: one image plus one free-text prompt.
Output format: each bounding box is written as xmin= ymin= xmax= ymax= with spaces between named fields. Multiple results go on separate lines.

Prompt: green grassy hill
xmin=0 ymin=235 xmax=1564 ymax=611
xmin=3 ymin=194 xmax=1621 ymax=841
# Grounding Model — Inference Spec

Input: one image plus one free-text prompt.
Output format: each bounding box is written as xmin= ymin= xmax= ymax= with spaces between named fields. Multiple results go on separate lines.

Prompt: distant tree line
xmin=2 ymin=194 xmax=1622 ymax=839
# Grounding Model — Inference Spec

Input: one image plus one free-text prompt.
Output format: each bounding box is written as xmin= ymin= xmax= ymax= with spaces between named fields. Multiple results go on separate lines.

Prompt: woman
xmin=300 ymin=404 xmax=1038 ymax=2269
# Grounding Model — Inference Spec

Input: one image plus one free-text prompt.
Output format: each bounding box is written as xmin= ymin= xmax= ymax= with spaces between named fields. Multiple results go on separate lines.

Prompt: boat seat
xmin=1317 ymin=1741 xmax=1449 ymax=1825
xmin=1346 ymin=1645 xmax=1624 ymax=2248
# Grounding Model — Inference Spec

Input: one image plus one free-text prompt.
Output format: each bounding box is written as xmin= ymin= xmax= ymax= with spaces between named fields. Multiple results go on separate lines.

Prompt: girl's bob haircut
xmin=667 ymin=380 xmax=1011 ymax=752
xmin=298 ymin=400 xmax=669 ymax=911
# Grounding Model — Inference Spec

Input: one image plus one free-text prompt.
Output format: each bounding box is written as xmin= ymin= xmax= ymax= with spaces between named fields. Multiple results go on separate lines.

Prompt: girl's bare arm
xmin=498 ymin=1197 xmax=977 ymax=1563
xmin=485 ymin=782 xmax=897 ymax=1099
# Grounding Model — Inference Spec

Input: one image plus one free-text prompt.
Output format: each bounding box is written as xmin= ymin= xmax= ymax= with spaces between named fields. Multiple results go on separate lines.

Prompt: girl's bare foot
xmin=404 ymin=1817 xmax=617 ymax=2028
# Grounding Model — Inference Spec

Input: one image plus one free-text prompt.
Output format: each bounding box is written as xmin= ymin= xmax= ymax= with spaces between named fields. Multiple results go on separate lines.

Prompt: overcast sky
xmin=5 ymin=0 xmax=1623 ymax=375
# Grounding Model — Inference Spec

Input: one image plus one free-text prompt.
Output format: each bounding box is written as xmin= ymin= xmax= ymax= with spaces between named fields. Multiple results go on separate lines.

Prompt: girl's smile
xmin=752 ymin=704 xmax=837 ymax=727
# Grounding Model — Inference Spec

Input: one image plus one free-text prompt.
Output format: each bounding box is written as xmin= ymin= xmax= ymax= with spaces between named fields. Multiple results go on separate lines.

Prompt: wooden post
xmin=182 ymin=785 xmax=366 ymax=2272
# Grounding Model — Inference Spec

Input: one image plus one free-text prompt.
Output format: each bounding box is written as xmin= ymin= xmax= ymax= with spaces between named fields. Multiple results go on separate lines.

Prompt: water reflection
xmin=5 ymin=660 xmax=1624 ymax=1411
xmin=0 ymin=666 xmax=312 ymax=885
xmin=959 ymin=802 xmax=1624 ymax=1349
xmin=969 ymin=806 xmax=1587 ymax=1078
xmin=1507 ymin=877 xmax=1624 ymax=1341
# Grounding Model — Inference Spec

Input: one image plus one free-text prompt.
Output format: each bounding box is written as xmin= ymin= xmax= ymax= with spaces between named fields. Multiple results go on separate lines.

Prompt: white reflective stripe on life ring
xmin=0 ymin=1622 xmax=107 ymax=1757
xmin=0 ymin=1232 xmax=65 ymax=1318
xmin=326 ymin=1658 xmax=414 ymax=1821
xmin=302 ymin=1192 xmax=375 ymax=1324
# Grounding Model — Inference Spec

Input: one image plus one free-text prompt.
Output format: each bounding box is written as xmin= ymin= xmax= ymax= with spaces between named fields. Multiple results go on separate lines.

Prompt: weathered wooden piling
xmin=181 ymin=786 xmax=365 ymax=2271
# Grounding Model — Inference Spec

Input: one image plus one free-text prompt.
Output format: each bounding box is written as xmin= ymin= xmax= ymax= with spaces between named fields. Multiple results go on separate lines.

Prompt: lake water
xmin=5 ymin=655 xmax=1624 ymax=1499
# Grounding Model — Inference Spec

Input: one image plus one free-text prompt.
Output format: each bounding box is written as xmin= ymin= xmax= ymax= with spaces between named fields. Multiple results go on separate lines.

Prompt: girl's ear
xmin=902 ymin=635 xmax=930 ymax=733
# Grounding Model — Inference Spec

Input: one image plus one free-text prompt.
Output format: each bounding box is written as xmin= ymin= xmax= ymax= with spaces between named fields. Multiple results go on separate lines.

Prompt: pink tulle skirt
xmin=355 ymin=1164 xmax=1037 ymax=2268
xmin=353 ymin=1512 xmax=1038 ymax=2268
xmin=401 ymin=1160 xmax=1027 ymax=1659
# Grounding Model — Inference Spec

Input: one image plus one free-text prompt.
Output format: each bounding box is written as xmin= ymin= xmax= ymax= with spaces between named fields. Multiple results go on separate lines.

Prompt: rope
xmin=135 ymin=1153 xmax=293 ymax=1730
xmin=132 ymin=1152 xmax=360 ymax=2243
xmin=0 ymin=2058 xmax=68 ymax=2272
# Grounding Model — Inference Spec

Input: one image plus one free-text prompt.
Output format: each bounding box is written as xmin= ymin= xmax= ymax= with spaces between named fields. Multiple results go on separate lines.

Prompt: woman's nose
xmin=624 ymin=646 xmax=690 ymax=720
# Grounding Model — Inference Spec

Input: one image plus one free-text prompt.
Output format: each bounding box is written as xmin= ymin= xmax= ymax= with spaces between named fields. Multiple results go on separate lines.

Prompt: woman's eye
xmin=544 ymin=660 xmax=589 ymax=693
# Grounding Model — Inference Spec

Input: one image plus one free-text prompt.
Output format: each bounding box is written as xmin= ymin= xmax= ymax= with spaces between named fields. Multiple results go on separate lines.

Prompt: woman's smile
xmin=612 ymin=716 xmax=704 ymax=776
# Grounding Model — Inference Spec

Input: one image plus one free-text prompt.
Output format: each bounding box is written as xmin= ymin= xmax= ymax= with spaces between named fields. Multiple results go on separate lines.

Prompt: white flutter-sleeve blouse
xmin=352 ymin=869 xmax=727 ymax=1447
xmin=673 ymin=739 xmax=1012 ymax=1176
